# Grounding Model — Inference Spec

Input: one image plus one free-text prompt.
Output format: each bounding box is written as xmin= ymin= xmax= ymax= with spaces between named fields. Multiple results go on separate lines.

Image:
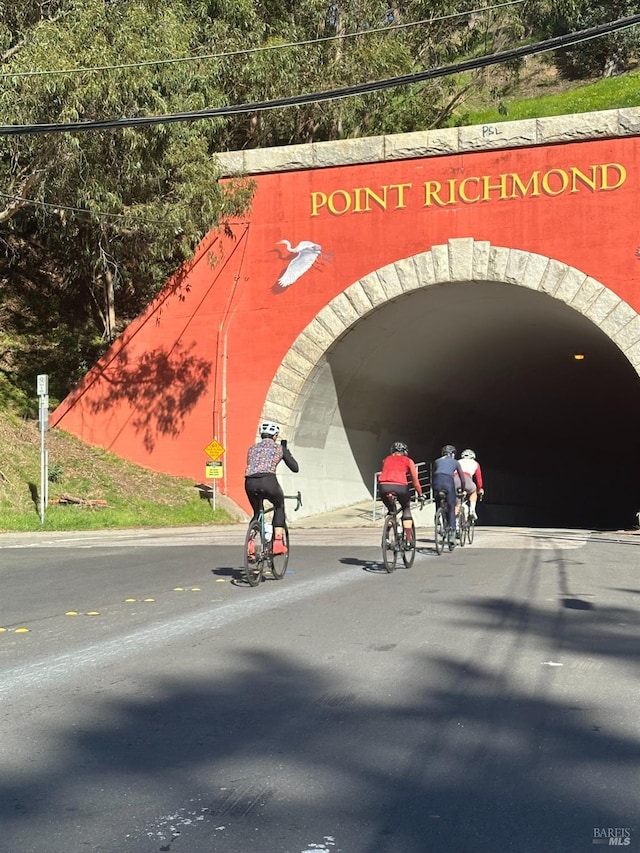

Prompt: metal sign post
xmin=205 ymin=460 xmax=224 ymax=511
xmin=203 ymin=441 xmax=225 ymax=513
xmin=37 ymin=374 xmax=49 ymax=525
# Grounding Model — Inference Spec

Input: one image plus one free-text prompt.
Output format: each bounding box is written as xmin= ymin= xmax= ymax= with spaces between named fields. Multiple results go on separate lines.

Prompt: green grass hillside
xmin=0 ymin=410 xmax=244 ymax=532
xmin=456 ymin=57 xmax=640 ymax=126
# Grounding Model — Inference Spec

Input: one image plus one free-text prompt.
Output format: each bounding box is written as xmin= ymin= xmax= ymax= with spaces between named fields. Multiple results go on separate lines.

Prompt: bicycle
xmin=460 ymin=490 xmax=483 ymax=545
xmin=434 ymin=489 xmax=455 ymax=555
xmin=457 ymin=489 xmax=472 ymax=546
xmin=242 ymin=491 xmax=303 ymax=587
xmin=381 ymin=494 xmax=423 ymax=572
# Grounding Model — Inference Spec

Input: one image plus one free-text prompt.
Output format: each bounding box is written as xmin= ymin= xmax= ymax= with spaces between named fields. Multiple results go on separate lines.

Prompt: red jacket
xmin=379 ymin=455 xmax=422 ymax=495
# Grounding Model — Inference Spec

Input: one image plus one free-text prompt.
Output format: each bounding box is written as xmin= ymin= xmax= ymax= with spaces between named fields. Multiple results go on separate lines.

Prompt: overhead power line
xmin=1 ymin=13 xmax=639 ymax=137
xmin=0 ymin=1 xmax=525 ymax=80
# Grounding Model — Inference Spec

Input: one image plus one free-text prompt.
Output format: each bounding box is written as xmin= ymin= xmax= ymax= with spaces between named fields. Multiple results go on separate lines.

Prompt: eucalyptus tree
xmin=0 ymin=0 xmax=253 ymax=397
xmin=0 ymin=0 xmax=579 ymax=400
xmin=520 ymin=0 xmax=640 ymax=77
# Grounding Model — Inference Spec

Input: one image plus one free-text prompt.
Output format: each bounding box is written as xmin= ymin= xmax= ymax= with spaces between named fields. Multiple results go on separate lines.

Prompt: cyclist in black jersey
xmin=244 ymin=421 xmax=299 ymax=555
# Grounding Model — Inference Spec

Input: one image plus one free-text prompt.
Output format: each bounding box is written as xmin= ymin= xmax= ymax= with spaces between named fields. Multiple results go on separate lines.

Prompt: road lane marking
xmin=0 ymin=568 xmax=365 ymax=697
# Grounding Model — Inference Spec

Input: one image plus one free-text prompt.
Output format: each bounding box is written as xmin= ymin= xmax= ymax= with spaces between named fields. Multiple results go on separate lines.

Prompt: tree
xmin=520 ymin=0 xmax=640 ymax=78
xmin=0 ymin=0 xmax=253 ymax=398
xmin=0 ymin=0 xmax=566 ymax=402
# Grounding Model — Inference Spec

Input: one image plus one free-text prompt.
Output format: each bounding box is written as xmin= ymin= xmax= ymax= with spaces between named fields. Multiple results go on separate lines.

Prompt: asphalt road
xmin=0 ymin=524 xmax=638 ymax=853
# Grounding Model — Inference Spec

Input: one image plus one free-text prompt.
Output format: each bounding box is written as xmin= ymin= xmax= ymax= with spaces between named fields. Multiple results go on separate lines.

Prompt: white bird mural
xmin=275 ymin=239 xmax=329 ymax=289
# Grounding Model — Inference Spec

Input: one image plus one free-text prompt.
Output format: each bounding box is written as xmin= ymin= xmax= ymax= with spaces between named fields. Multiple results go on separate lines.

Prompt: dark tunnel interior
xmin=326 ymin=281 xmax=640 ymax=530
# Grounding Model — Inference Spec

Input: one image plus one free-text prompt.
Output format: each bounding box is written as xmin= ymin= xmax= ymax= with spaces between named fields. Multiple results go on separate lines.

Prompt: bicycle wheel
xmin=243 ymin=522 xmax=265 ymax=587
xmin=447 ymin=526 xmax=455 ymax=551
xmin=457 ymin=518 xmax=465 ymax=547
xmin=434 ymin=508 xmax=447 ymax=555
xmin=467 ymin=516 xmax=475 ymax=545
xmin=458 ymin=506 xmax=468 ymax=547
xmin=402 ymin=519 xmax=416 ymax=568
xmin=270 ymin=526 xmax=289 ymax=580
xmin=382 ymin=516 xmax=398 ymax=572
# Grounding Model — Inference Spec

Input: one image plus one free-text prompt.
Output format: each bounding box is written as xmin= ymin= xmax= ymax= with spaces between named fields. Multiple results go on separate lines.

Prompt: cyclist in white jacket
xmin=458 ymin=449 xmax=484 ymax=520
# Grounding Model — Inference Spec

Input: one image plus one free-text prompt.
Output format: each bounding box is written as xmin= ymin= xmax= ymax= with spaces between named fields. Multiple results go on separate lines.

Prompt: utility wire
xmin=0 ymin=0 xmax=526 ymax=79
xmin=2 ymin=13 xmax=638 ymax=137
xmin=0 ymin=191 xmax=165 ymax=225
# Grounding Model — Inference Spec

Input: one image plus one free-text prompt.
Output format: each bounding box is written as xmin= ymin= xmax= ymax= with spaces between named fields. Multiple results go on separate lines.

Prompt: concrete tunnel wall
xmin=270 ymin=241 xmax=640 ymax=529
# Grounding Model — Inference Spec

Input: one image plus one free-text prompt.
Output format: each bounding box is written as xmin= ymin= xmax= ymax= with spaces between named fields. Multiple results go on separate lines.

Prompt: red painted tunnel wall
xmin=51 ymin=136 xmax=640 ymax=510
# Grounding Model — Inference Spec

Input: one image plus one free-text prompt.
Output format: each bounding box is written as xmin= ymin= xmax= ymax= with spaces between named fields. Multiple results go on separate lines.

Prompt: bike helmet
xmin=461 ymin=449 xmax=476 ymax=459
xmin=391 ymin=441 xmax=408 ymax=455
xmin=441 ymin=444 xmax=456 ymax=457
xmin=259 ymin=421 xmax=280 ymax=438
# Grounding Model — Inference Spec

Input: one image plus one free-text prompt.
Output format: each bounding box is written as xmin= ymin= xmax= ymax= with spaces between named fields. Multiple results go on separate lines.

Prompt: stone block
xmin=385 ymin=128 xmax=460 ymax=158
xmin=553 ymin=265 xmax=586 ymax=303
xmin=395 ymin=258 xmax=422 ymax=293
xmin=540 ymin=259 xmax=570 ymax=297
xmin=504 ymin=249 xmax=531 ymax=286
xmin=330 ymin=292 xmax=361 ymax=328
xmin=570 ymin=276 xmax=603 ymax=314
xmin=314 ymin=137 xmax=385 ymax=168
xmin=538 ymin=110 xmax=619 ymax=143
xmin=586 ymin=288 xmax=622 ymax=326
xmin=292 ymin=328 xmax=326 ymax=363
xmin=359 ymin=271 xmax=388 ymax=306
xmin=281 ymin=347 xmax=316 ymax=377
xmin=376 ymin=263 xmax=404 ymax=299
xmin=612 ymin=313 xmax=640 ymax=352
xmin=316 ymin=304 xmax=349 ymax=337
xmin=431 ymin=244 xmax=451 ymax=282
xmin=471 ymin=241 xmax=491 ymax=280
xmin=344 ymin=280 xmax=375 ymax=315
xmin=459 ymin=119 xmax=537 ymax=151
xmin=521 ymin=252 xmax=550 ymax=290
xmin=600 ymin=300 xmax=639 ymax=340
xmin=487 ymin=246 xmax=510 ymax=282
xmin=413 ymin=251 xmax=437 ymax=286
xmin=448 ymin=237 xmax=475 ymax=282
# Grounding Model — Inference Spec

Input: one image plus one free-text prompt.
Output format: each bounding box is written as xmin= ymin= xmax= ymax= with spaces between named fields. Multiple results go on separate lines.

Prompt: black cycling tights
xmin=245 ymin=474 xmax=286 ymax=528
xmin=379 ymin=483 xmax=413 ymax=519
xmin=432 ymin=474 xmax=457 ymax=530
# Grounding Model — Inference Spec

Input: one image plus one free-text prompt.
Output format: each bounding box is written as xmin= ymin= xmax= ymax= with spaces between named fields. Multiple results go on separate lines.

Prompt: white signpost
xmin=37 ymin=374 xmax=49 ymax=525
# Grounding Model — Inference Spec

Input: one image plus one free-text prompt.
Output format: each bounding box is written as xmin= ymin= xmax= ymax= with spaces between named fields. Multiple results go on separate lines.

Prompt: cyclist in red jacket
xmin=378 ymin=442 xmax=425 ymax=544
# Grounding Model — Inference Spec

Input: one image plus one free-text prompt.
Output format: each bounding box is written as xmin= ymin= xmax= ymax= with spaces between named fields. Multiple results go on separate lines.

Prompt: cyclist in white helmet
xmin=245 ymin=421 xmax=299 ymax=555
xmin=458 ymin=449 xmax=484 ymax=520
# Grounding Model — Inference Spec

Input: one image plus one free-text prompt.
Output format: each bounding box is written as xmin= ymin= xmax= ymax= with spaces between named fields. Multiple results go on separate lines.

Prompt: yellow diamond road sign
xmin=204 ymin=439 xmax=225 ymax=461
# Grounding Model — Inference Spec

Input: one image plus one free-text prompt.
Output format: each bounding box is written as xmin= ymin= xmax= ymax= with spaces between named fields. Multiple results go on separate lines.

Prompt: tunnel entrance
xmin=324 ymin=281 xmax=640 ymax=529
xmin=268 ymin=244 xmax=640 ymax=530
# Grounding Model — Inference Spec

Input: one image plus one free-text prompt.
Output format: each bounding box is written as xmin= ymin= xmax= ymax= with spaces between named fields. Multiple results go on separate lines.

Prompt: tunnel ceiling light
xmin=573 ymin=353 xmax=585 ymax=360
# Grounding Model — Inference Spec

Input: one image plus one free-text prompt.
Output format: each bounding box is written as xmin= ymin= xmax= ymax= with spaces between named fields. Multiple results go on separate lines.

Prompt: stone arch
xmin=262 ymin=237 xmax=640 ymax=433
